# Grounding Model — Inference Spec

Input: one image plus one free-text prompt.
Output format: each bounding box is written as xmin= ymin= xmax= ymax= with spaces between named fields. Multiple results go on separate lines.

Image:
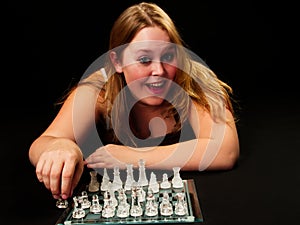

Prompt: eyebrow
xmin=135 ymin=49 xmax=152 ymax=54
xmin=134 ymin=45 xmax=176 ymax=54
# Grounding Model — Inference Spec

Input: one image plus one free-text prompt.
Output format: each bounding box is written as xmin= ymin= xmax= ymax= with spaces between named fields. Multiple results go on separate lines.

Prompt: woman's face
xmin=114 ymin=26 xmax=178 ymax=106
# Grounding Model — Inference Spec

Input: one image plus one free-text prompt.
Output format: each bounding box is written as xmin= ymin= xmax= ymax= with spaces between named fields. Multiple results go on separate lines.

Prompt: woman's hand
xmin=85 ymin=144 xmax=128 ymax=170
xmin=35 ymin=138 xmax=84 ymax=200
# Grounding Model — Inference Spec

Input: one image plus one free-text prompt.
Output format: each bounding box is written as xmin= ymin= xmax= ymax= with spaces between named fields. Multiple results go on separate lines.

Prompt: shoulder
xmin=189 ymin=100 xmax=234 ymax=122
xmin=188 ymin=100 xmax=235 ymax=136
xmin=188 ymin=100 xmax=210 ymax=120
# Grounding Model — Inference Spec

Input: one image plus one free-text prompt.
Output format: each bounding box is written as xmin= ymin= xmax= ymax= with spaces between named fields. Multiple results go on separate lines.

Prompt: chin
xmin=141 ymin=97 xmax=165 ymax=106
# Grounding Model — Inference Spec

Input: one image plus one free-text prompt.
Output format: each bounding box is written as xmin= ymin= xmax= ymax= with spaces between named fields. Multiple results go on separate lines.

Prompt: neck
xmin=129 ymin=100 xmax=174 ymax=139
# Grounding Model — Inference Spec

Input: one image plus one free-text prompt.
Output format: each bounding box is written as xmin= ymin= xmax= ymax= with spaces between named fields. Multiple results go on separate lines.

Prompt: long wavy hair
xmin=75 ymin=2 xmax=235 ymax=146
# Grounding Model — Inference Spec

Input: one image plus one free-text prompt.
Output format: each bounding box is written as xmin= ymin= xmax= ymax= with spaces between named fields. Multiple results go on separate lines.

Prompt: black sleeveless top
xmin=96 ymin=117 xmax=196 ymax=147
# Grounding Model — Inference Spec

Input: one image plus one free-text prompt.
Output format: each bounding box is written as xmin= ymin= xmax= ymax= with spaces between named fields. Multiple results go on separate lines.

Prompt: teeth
xmin=148 ymin=82 xmax=164 ymax=88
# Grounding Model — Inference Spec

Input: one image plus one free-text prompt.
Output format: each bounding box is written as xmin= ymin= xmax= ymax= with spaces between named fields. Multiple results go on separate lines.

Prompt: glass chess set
xmin=55 ymin=159 xmax=203 ymax=224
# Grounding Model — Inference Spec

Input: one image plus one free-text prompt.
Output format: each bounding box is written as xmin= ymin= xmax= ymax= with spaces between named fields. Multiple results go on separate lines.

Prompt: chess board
xmin=55 ymin=179 xmax=203 ymax=224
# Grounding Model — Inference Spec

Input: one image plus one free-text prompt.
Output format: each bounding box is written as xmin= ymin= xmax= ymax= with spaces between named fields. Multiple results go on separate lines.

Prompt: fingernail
xmin=62 ymin=194 xmax=68 ymax=199
xmin=53 ymin=194 xmax=60 ymax=199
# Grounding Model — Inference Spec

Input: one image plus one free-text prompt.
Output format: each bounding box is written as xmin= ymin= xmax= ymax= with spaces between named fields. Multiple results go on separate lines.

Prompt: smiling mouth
xmin=145 ymin=81 xmax=165 ymax=88
xmin=145 ymin=80 xmax=168 ymax=95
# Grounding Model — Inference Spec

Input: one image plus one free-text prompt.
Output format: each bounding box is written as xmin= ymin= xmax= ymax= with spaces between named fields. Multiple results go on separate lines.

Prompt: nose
xmin=151 ymin=61 xmax=164 ymax=76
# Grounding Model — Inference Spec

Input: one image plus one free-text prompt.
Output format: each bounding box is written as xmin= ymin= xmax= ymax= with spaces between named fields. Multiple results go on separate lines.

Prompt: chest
xmin=130 ymin=115 xmax=177 ymax=139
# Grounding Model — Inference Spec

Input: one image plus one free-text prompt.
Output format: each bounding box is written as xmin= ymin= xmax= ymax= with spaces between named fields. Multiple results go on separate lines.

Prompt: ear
xmin=109 ymin=51 xmax=123 ymax=73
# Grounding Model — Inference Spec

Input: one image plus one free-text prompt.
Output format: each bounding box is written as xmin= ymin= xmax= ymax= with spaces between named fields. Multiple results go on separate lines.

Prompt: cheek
xmin=123 ymin=66 xmax=146 ymax=84
xmin=165 ymin=65 xmax=177 ymax=80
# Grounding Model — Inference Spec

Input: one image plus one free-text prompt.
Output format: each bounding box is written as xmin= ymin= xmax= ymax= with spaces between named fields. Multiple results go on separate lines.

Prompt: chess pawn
xmin=107 ymin=182 xmax=118 ymax=208
xmin=72 ymin=196 xmax=86 ymax=219
xmin=174 ymin=192 xmax=188 ymax=216
xmin=160 ymin=173 xmax=171 ymax=189
xmin=159 ymin=191 xmax=173 ymax=216
xmin=90 ymin=194 xmax=102 ymax=214
xmin=130 ymin=186 xmax=143 ymax=217
xmin=102 ymin=190 xmax=115 ymax=218
xmin=131 ymin=181 xmax=146 ymax=203
xmin=116 ymin=188 xmax=130 ymax=218
xmin=88 ymin=170 xmax=100 ymax=192
xmin=137 ymin=186 xmax=146 ymax=203
xmin=101 ymin=168 xmax=110 ymax=191
xmin=56 ymin=197 xmax=68 ymax=209
xmin=172 ymin=166 xmax=183 ymax=189
xmin=145 ymin=189 xmax=158 ymax=217
xmin=148 ymin=172 xmax=159 ymax=193
xmin=80 ymin=191 xmax=91 ymax=209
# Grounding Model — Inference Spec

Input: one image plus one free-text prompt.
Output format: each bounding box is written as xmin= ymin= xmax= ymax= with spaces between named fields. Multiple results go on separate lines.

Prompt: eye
xmin=138 ymin=56 xmax=152 ymax=64
xmin=161 ymin=52 xmax=175 ymax=63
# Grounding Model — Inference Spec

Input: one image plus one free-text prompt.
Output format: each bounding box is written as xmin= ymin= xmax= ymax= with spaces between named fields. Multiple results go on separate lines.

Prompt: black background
xmin=1 ymin=0 xmax=299 ymax=224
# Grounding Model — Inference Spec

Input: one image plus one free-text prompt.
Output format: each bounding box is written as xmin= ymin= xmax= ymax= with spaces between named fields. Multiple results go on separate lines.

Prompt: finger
xmin=35 ymin=159 xmax=45 ymax=182
xmin=85 ymin=147 xmax=106 ymax=160
xmin=85 ymin=154 xmax=105 ymax=163
xmin=49 ymin=161 xmax=64 ymax=199
xmin=86 ymin=162 xmax=109 ymax=168
xmin=60 ymin=162 xmax=75 ymax=199
xmin=85 ymin=157 xmax=102 ymax=164
xmin=41 ymin=160 xmax=53 ymax=190
xmin=71 ymin=163 xmax=84 ymax=196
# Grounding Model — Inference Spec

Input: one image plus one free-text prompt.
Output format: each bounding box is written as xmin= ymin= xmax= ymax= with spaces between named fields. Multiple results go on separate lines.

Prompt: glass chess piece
xmin=107 ymin=181 xmax=118 ymax=208
xmin=56 ymin=197 xmax=68 ymax=209
xmin=72 ymin=196 xmax=86 ymax=219
xmin=160 ymin=173 xmax=171 ymax=189
xmin=112 ymin=166 xmax=123 ymax=191
xmin=101 ymin=168 xmax=110 ymax=191
xmin=80 ymin=191 xmax=91 ymax=209
xmin=116 ymin=188 xmax=130 ymax=218
xmin=102 ymin=190 xmax=116 ymax=218
xmin=88 ymin=170 xmax=100 ymax=192
xmin=148 ymin=172 xmax=159 ymax=193
xmin=174 ymin=192 xmax=188 ymax=216
xmin=124 ymin=164 xmax=135 ymax=191
xmin=145 ymin=189 xmax=158 ymax=217
xmin=90 ymin=194 xmax=102 ymax=214
xmin=171 ymin=167 xmax=183 ymax=189
xmin=159 ymin=191 xmax=173 ymax=216
xmin=137 ymin=185 xmax=146 ymax=203
xmin=130 ymin=186 xmax=143 ymax=217
xmin=137 ymin=159 xmax=148 ymax=187
xmin=131 ymin=181 xmax=146 ymax=203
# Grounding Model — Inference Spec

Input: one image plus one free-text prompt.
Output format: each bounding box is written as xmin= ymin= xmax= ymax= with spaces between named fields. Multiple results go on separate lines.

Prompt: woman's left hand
xmin=85 ymin=144 xmax=128 ymax=169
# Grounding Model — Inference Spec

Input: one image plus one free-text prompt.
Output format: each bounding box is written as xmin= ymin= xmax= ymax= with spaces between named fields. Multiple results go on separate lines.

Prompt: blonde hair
xmin=79 ymin=2 xmax=235 ymax=145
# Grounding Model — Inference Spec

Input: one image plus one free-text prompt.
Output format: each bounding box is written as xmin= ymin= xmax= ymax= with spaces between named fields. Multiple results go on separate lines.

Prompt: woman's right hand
xmin=34 ymin=137 xmax=84 ymax=200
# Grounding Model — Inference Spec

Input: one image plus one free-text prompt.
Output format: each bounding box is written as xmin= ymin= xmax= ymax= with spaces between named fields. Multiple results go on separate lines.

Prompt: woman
xmin=29 ymin=2 xmax=239 ymax=200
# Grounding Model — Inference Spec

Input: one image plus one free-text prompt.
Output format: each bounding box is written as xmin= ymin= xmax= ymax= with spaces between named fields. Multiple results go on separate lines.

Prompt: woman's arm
xmin=85 ymin=103 xmax=240 ymax=171
xmin=28 ymin=85 xmax=99 ymax=199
